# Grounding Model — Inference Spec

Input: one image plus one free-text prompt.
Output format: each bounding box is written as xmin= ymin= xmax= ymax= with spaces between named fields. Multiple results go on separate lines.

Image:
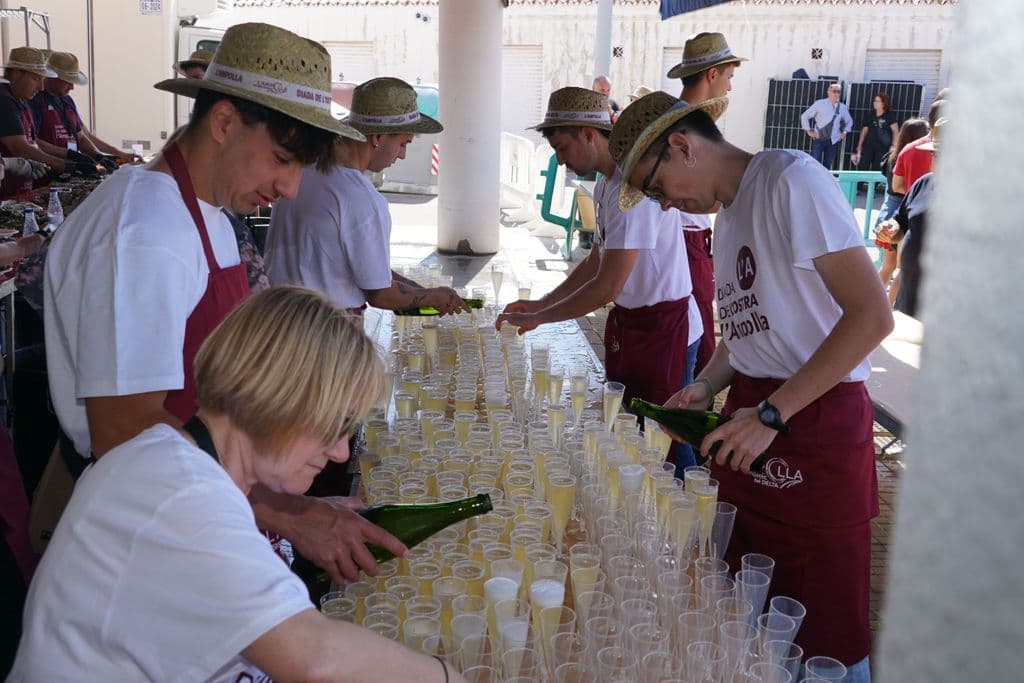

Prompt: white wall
xmin=1 ymin=0 xmax=176 ymax=152
xmin=3 ymin=1 xmax=955 ymax=160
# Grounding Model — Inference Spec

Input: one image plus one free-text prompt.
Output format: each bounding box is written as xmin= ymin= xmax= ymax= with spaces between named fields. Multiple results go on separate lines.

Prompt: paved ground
xmin=387 ymin=192 xmax=902 ymax=640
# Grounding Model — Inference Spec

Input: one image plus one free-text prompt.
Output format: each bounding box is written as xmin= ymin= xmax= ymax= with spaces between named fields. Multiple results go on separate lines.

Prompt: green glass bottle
xmin=629 ymin=398 xmax=769 ymax=472
xmin=393 ymin=298 xmax=485 ymax=316
xmin=361 ymin=493 xmax=493 ymax=563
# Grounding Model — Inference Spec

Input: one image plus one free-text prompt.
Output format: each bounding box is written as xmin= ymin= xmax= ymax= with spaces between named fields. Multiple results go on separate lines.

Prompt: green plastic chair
xmin=833 ymin=170 xmax=886 ymax=266
xmin=536 ymin=153 xmax=585 ymax=260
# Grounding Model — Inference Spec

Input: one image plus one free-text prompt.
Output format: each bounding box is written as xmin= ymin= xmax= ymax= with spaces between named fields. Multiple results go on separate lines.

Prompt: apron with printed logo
xmin=37 ymin=97 xmax=80 ymax=149
xmin=714 ymin=372 xmax=878 ymax=665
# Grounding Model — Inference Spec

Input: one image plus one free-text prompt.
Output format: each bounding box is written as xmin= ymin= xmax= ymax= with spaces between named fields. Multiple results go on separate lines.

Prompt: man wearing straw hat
xmin=266 ymin=76 xmax=465 ymax=317
xmin=44 ymin=23 xmax=407 ymax=586
xmin=669 ymin=32 xmax=749 ymax=376
xmin=496 ymin=87 xmax=703 ymax=466
xmin=174 ymin=48 xmax=215 ymax=79
xmin=30 ymin=51 xmax=132 ymax=167
xmin=0 ymin=47 xmax=97 ymax=199
xmin=611 ymin=91 xmax=893 ymax=678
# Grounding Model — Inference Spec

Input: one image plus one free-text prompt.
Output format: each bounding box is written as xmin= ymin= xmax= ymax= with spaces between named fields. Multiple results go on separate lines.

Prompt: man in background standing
xmin=801 ymin=82 xmax=854 ymax=169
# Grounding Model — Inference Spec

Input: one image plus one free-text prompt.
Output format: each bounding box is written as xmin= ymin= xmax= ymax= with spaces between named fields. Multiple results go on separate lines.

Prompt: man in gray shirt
xmin=800 ymin=82 xmax=854 ymax=169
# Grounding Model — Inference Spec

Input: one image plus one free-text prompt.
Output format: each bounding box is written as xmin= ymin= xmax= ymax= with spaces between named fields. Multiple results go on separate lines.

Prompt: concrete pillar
xmin=875 ymin=2 xmax=1024 ymax=681
xmin=437 ymin=0 xmax=502 ymax=255
xmin=594 ymin=0 xmax=613 ymax=80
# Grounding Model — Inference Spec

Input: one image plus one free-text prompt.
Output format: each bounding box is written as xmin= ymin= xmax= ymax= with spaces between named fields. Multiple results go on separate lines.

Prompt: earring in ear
xmin=683 ymin=153 xmax=696 ymax=168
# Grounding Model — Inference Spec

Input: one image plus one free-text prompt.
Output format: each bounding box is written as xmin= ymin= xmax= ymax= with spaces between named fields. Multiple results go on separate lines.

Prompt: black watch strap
xmin=757 ymin=400 xmax=790 ymax=435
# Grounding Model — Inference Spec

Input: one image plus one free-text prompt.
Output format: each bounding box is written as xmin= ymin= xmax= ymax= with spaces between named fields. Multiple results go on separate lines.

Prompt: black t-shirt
xmin=0 ymin=83 xmax=29 ymax=139
xmin=893 ymin=172 xmax=934 ymax=318
xmin=864 ymin=111 xmax=897 ymax=151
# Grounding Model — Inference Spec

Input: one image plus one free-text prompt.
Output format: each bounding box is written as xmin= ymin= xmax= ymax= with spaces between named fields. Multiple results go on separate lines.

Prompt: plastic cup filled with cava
xmin=602 ymin=382 xmax=625 ymax=431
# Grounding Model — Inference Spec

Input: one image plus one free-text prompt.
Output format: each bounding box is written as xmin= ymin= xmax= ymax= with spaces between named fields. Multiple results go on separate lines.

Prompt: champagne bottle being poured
xmin=629 ymin=398 xmax=770 ymax=473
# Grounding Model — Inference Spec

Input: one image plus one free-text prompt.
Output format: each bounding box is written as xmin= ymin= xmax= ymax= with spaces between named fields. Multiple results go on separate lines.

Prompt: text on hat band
xmin=204 ymin=63 xmax=332 ymax=111
xmin=347 ymin=110 xmax=422 ymax=126
xmin=545 ymin=110 xmax=611 ymax=123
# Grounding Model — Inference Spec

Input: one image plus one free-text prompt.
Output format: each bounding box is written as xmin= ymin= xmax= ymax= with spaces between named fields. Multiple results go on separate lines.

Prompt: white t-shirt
xmin=679 ymin=210 xmax=713 ymax=347
xmin=9 ymin=424 xmax=312 ymax=682
xmin=265 ymin=165 xmax=393 ymax=309
xmin=713 ymin=150 xmax=871 ymax=382
xmin=43 ymin=166 xmax=241 ymax=457
xmin=594 ymin=169 xmax=700 ymax=345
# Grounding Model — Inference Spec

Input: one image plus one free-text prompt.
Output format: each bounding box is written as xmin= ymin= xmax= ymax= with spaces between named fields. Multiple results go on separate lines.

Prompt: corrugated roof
xmin=233 ymin=0 xmax=956 ymax=7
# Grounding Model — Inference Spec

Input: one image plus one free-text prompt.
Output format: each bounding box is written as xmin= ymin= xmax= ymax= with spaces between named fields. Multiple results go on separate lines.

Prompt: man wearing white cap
xmin=30 ymin=51 xmax=132 ymax=166
xmin=44 ymin=24 xmax=406 ymax=590
xmin=0 ymin=47 xmax=96 ymax=198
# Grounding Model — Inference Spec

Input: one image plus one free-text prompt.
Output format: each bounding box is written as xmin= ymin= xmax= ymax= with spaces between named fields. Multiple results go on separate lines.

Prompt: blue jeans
xmin=811 ymin=137 xmax=840 ymax=169
xmin=672 ymin=339 xmax=701 ymax=476
xmin=875 ymin=192 xmax=901 ymax=228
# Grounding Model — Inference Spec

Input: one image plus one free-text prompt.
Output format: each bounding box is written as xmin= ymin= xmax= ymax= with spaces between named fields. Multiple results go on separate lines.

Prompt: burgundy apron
xmin=684 ymin=228 xmax=716 ymax=374
xmin=37 ymin=97 xmax=80 ymax=149
xmin=156 ymin=144 xmax=295 ymax=559
xmin=0 ymin=102 xmax=37 ymax=199
xmin=160 ymin=142 xmax=251 ymax=422
xmin=716 ymin=372 xmax=878 ymax=665
xmin=0 ymin=426 xmax=34 ymax=586
xmin=605 ymin=296 xmax=689 ymax=407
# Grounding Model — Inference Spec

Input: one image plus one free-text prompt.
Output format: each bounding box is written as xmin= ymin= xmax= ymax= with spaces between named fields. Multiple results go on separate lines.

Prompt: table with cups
xmin=322 ymin=283 xmax=848 ymax=683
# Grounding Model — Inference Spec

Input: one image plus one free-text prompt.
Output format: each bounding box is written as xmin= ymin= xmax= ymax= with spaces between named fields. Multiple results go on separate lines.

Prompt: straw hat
xmin=528 ymin=86 xmax=612 ymax=131
xmin=3 ymin=47 xmax=57 ymax=78
xmin=47 ymin=51 xmax=89 ymax=85
xmin=609 ymin=91 xmax=729 ymax=211
xmin=340 ymin=77 xmax=442 ymax=135
xmin=628 ymin=85 xmax=654 ymax=102
xmin=666 ymin=32 xmax=748 ymax=80
xmin=155 ymin=23 xmax=363 ymax=139
xmin=173 ymin=49 xmax=215 ymax=77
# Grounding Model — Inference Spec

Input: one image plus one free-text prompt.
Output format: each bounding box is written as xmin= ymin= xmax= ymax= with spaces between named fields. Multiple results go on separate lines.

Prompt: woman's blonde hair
xmin=194 ymin=286 xmax=384 ymax=455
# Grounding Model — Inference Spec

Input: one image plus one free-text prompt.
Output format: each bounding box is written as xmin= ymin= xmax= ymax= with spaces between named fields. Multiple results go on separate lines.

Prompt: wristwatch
xmin=757 ymin=400 xmax=790 ymax=435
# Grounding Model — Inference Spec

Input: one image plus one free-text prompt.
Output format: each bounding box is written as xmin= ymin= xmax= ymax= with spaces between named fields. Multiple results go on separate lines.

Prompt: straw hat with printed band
xmin=155 ymin=23 xmax=364 ymax=140
xmin=3 ymin=47 xmax=57 ymax=78
xmin=47 ymin=51 xmax=89 ymax=85
xmin=528 ymin=86 xmax=612 ymax=132
xmin=340 ymin=77 xmax=442 ymax=135
xmin=628 ymin=85 xmax=654 ymax=102
xmin=609 ymin=91 xmax=729 ymax=211
xmin=173 ymin=49 xmax=215 ymax=77
xmin=666 ymin=32 xmax=748 ymax=80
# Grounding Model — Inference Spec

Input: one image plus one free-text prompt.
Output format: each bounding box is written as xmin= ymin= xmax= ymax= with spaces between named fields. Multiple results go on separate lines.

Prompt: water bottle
xmin=47 ymin=188 xmax=64 ymax=229
xmin=23 ymin=208 xmax=39 ymax=236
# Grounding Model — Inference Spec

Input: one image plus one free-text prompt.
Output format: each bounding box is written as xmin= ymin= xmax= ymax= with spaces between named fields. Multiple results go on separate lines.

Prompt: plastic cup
xmin=687 ymin=641 xmax=727 ymax=683
xmin=677 ymin=611 xmax=715 ymax=658
xmin=768 ymin=595 xmax=806 ymax=644
xmin=803 ymin=656 xmax=847 ymax=681
xmin=741 ymin=553 xmax=776 ymax=583
xmin=762 ymin=640 xmax=803 ymax=682
xmin=748 ymin=661 xmax=793 ymax=683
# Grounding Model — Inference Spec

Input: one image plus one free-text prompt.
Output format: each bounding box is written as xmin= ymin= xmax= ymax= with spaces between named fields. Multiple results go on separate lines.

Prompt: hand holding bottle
xmin=422 ymin=286 xmax=468 ymax=315
xmin=702 ymin=406 xmax=779 ymax=475
xmin=284 ymin=496 xmax=408 ymax=584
